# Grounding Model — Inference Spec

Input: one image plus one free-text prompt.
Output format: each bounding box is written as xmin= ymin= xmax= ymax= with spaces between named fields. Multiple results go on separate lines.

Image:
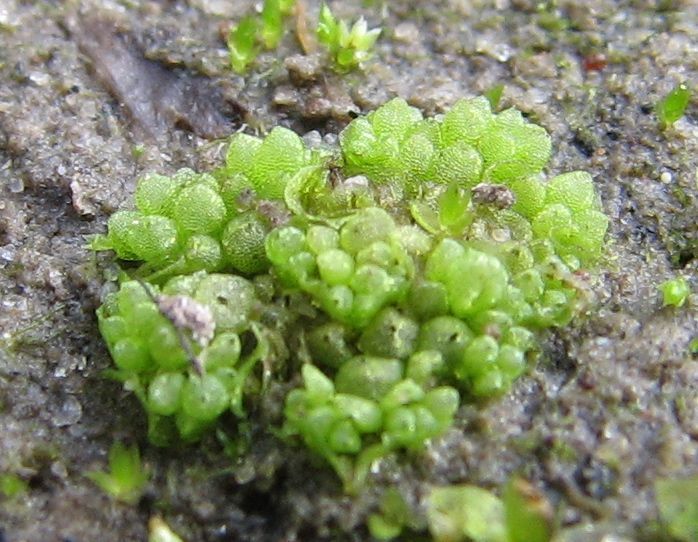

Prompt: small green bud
xmin=406 ymin=350 xmax=444 ymax=386
xmin=418 ymin=316 xmax=474 ymax=368
xmin=306 ymin=225 xmax=340 ymax=254
xmin=423 ymin=386 xmax=460 ymax=422
xmin=334 ymin=394 xmax=382 ymax=433
xmin=221 ymin=212 xmax=270 ymax=275
xmin=358 ymin=308 xmax=419 ymax=360
xmin=380 ymin=379 xmax=424 ymax=411
xmin=317 ymin=249 xmax=355 ymax=286
xmin=458 ymin=335 xmax=499 ymax=380
xmin=172 ymin=184 xmax=227 ymax=235
xmin=148 ymin=373 xmax=185 ymax=416
xmin=112 ymin=337 xmax=151 ymax=372
xmin=204 ymin=332 xmax=241 ymax=370
xmin=301 ymin=364 xmax=335 ymax=404
xmin=335 ymin=356 xmax=403 ymax=401
xmin=147 ymin=324 xmax=188 ymax=371
xmin=194 ymin=274 xmax=256 ymax=332
xmin=181 ymin=374 xmax=229 ymax=421
xmin=659 ymin=277 xmax=690 ymax=308
xmin=340 ymin=208 xmax=395 ymax=254
xmin=328 ymin=419 xmax=362 ymax=454
xmin=306 ymin=322 xmax=355 ymax=368
xmin=265 ymin=227 xmax=307 ymax=265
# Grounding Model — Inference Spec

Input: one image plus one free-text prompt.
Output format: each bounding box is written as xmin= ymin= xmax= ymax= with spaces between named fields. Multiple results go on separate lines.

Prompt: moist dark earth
xmin=0 ymin=1 xmax=696 ymax=541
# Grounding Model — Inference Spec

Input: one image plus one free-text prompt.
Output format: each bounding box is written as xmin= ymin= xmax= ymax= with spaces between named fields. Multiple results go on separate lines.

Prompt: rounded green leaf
xmin=335 ymin=356 xmax=404 ymax=401
xmin=148 ymin=373 xmax=185 ymax=416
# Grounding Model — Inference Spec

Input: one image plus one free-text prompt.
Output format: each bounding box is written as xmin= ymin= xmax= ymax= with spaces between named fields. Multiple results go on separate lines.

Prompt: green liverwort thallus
xmin=94 ymin=96 xmax=608 ymax=489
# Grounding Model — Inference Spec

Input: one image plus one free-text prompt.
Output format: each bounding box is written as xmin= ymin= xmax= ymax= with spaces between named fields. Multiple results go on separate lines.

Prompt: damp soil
xmin=0 ymin=1 xmax=696 ymax=541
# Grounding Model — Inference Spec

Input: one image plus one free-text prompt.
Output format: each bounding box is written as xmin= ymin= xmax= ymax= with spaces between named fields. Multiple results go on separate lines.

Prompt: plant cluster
xmin=94 ymin=97 xmax=607 ymax=490
xmin=227 ymin=1 xmax=381 ymax=74
xmin=317 ymin=3 xmax=381 ymax=72
xmin=228 ymin=0 xmax=296 ymax=73
xmin=86 ymin=442 xmax=149 ymax=505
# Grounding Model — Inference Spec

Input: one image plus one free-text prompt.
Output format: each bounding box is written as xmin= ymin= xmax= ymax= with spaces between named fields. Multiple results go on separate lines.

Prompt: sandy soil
xmin=0 ymin=0 xmax=696 ymax=540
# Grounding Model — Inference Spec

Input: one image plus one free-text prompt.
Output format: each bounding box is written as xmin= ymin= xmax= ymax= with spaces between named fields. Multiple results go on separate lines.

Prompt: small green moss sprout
xmin=484 ymin=83 xmax=504 ymax=110
xmin=656 ymin=84 xmax=691 ymax=127
xmin=228 ymin=0 xmax=297 ymax=74
xmin=367 ymin=488 xmax=418 ymax=540
xmin=226 ymin=1 xmax=379 ymax=74
xmin=0 ymin=473 xmax=28 ymax=498
xmin=425 ymin=479 xmax=553 ymax=542
xmin=659 ymin=276 xmax=690 ymax=307
xmin=317 ymin=3 xmax=381 ymax=72
xmin=228 ymin=16 xmax=260 ymax=74
xmin=86 ymin=442 xmax=149 ymax=504
xmin=503 ymin=477 xmax=553 ymax=542
xmin=427 ymin=485 xmax=507 ymax=542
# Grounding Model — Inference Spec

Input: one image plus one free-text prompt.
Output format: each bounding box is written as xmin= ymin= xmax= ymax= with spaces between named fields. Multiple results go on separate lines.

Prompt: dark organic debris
xmin=73 ymin=16 xmax=243 ymax=142
xmin=471 ymin=183 xmax=516 ymax=209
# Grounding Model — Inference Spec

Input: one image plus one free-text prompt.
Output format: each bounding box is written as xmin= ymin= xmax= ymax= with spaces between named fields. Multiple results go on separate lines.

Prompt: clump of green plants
xmin=86 ymin=442 xmax=149 ymax=504
xmin=427 ymin=484 xmax=507 ymax=542
xmin=96 ymin=275 xmax=271 ymax=443
xmin=93 ymin=97 xmax=607 ymax=493
xmin=226 ymin=1 xmax=381 ymax=74
xmin=656 ymin=84 xmax=691 ymax=128
xmin=659 ymin=276 xmax=690 ymax=308
xmin=425 ymin=478 xmax=553 ymax=542
xmin=227 ymin=0 xmax=297 ymax=74
xmin=317 ymin=3 xmax=381 ymax=72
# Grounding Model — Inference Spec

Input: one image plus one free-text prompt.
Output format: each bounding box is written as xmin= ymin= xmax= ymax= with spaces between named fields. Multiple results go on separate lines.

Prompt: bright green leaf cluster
xmin=95 ymin=97 xmax=608 ymax=491
xmin=86 ymin=442 xmax=149 ymax=505
xmin=317 ymin=3 xmax=381 ymax=72
xmin=226 ymin=1 xmax=380 ymax=75
xmin=266 ymin=208 xmax=414 ymax=328
xmin=224 ymin=126 xmax=321 ymax=201
xmin=97 ymin=274 xmax=267 ymax=443
xmin=228 ymin=0 xmax=297 ymax=73
xmin=285 ymin=364 xmax=458 ymax=490
xmin=95 ymin=129 xmax=323 ymax=281
xmin=340 ymin=97 xmax=551 ymax=189
xmin=341 ymin=97 xmax=607 ymax=266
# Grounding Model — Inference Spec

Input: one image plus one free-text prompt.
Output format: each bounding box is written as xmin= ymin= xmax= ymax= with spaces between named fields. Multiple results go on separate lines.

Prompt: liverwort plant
xmin=659 ymin=276 xmax=690 ymax=307
xmin=228 ymin=0 xmax=297 ymax=74
xmin=93 ymin=96 xmax=608 ymax=496
xmin=86 ymin=442 xmax=149 ymax=505
xmin=656 ymin=83 xmax=691 ymax=128
xmin=228 ymin=16 xmax=259 ymax=74
xmin=317 ymin=3 xmax=381 ymax=72
xmin=261 ymin=0 xmax=296 ymax=49
xmin=226 ymin=0 xmax=379 ymax=74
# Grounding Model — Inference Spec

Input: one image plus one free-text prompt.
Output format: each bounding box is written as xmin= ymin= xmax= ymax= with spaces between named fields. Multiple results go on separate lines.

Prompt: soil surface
xmin=0 ymin=1 xmax=696 ymax=541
